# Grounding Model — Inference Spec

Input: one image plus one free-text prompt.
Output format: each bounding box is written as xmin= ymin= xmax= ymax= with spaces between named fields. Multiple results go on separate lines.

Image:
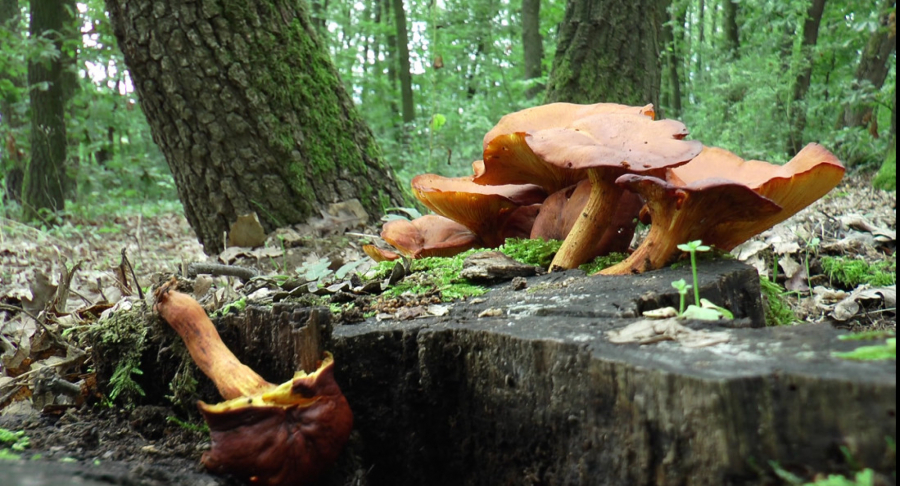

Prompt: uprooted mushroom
xmin=154 ymin=278 xmax=353 ymax=486
xmin=600 ymin=143 xmax=845 ymax=275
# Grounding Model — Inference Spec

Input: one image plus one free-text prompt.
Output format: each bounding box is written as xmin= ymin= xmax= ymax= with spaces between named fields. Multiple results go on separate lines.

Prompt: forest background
xmin=0 ymin=0 xmax=895 ymax=228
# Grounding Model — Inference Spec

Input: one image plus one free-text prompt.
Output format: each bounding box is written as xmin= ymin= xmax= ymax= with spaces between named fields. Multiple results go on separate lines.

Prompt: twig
xmin=121 ymin=247 xmax=144 ymax=300
xmin=187 ymin=263 xmax=258 ymax=281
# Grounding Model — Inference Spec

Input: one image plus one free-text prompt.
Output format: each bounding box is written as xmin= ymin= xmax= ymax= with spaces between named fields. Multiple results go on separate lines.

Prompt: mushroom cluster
xmin=370 ymin=102 xmax=844 ymax=275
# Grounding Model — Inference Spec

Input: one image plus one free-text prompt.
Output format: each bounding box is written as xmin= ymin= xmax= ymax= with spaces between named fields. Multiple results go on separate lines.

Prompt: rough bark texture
xmin=787 ymin=0 xmax=827 ymax=156
xmin=391 ymin=0 xmax=414 ymax=123
xmin=521 ymin=0 xmax=543 ymax=99
xmin=545 ymin=0 xmax=666 ymax=107
xmin=105 ymin=0 xmax=406 ymax=254
xmin=23 ymin=0 xmax=74 ymax=221
xmin=839 ymin=0 xmax=896 ymax=130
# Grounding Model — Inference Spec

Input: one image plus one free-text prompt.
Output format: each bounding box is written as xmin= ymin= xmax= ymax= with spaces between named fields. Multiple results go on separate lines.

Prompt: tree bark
xmin=838 ymin=0 xmax=896 ymax=130
xmin=23 ymin=0 xmax=75 ymax=221
xmin=786 ymin=0 xmax=827 ymax=156
xmin=392 ymin=0 xmax=414 ymax=124
xmin=521 ymin=0 xmax=543 ymax=100
xmin=545 ymin=0 xmax=667 ymax=107
xmin=105 ymin=0 xmax=406 ymax=254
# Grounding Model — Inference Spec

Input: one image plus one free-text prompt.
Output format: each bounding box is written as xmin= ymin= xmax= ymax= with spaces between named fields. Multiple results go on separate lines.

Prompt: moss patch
xmin=759 ymin=278 xmax=797 ymax=327
xmin=821 ymin=256 xmax=896 ymax=288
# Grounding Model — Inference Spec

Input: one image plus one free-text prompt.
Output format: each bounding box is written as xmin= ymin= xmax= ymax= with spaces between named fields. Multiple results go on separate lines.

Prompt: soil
xmin=0 ymin=171 xmax=895 ymax=485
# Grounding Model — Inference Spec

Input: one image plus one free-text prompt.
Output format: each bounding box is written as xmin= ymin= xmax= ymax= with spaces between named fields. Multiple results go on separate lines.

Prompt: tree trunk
xmin=838 ymin=0 xmax=896 ymax=130
xmin=696 ymin=0 xmax=705 ymax=87
xmin=722 ymin=0 xmax=739 ymax=59
xmin=521 ymin=0 xmax=543 ymax=100
xmin=23 ymin=0 xmax=75 ymax=221
xmin=105 ymin=0 xmax=406 ymax=254
xmin=392 ymin=0 xmax=414 ymax=124
xmin=786 ymin=0 xmax=827 ymax=156
xmin=545 ymin=0 xmax=667 ymax=107
xmin=660 ymin=2 xmax=684 ymax=119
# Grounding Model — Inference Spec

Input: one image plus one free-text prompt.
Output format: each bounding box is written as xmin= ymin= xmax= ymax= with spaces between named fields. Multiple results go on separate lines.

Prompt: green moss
xmin=833 ymin=338 xmax=896 ymax=361
xmin=839 ymin=330 xmax=896 ymax=341
xmin=382 ymin=252 xmax=487 ymax=301
xmin=579 ymin=252 xmax=629 ymax=274
xmin=821 ymin=256 xmax=896 ymax=288
xmin=497 ymin=238 xmax=562 ymax=267
xmin=873 ymin=142 xmax=896 ymax=191
xmin=91 ymin=304 xmax=151 ymax=407
xmin=759 ymin=278 xmax=797 ymax=326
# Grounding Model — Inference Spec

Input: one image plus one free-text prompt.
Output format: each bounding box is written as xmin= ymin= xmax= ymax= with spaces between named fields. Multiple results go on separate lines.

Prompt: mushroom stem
xmin=153 ymin=279 xmax=273 ymax=400
xmin=549 ymin=169 xmax=623 ymax=270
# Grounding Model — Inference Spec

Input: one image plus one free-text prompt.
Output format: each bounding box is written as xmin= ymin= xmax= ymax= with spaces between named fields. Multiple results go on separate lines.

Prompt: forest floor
xmin=0 ymin=170 xmax=895 ymax=485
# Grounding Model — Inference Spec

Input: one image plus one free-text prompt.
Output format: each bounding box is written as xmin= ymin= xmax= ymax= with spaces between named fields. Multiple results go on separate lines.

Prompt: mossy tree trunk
xmin=105 ymin=0 xmax=407 ymax=254
xmin=521 ymin=0 xmax=543 ymax=100
xmin=23 ymin=0 xmax=75 ymax=221
xmin=545 ymin=0 xmax=667 ymax=107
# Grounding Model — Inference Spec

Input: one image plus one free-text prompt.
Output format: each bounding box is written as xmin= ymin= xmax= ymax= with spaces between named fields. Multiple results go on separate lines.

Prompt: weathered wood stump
xmin=130 ymin=259 xmax=897 ymax=485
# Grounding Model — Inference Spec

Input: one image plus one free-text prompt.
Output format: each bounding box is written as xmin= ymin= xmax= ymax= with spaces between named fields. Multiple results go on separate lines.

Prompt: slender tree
xmin=392 ymin=0 xmax=414 ymax=124
xmin=786 ymin=0 xmax=828 ymax=155
xmin=23 ymin=0 xmax=75 ymax=221
xmin=546 ymin=0 xmax=668 ymax=107
xmin=105 ymin=0 xmax=406 ymax=253
xmin=521 ymin=0 xmax=543 ymax=99
xmin=722 ymin=0 xmax=739 ymax=59
xmin=838 ymin=0 xmax=896 ymax=130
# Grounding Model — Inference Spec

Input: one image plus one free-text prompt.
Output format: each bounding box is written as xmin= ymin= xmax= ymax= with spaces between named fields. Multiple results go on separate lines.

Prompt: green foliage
xmin=0 ymin=428 xmax=29 ymax=452
xmin=759 ymin=277 xmax=798 ymax=326
xmin=802 ymin=469 xmax=874 ymax=486
xmin=108 ymin=358 xmax=146 ymax=403
xmin=821 ymin=256 xmax=896 ymax=288
xmin=833 ymin=338 xmax=896 ymax=361
xmin=497 ymin=238 xmax=562 ymax=267
xmin=838 ymin=330 xmax=896 ymax=341
xmin=166 ymin=416 xmax=209 ymax=434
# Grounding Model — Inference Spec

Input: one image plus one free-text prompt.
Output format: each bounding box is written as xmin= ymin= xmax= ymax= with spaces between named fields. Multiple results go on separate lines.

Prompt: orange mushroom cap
xmin=600 ymin=175 xmax=783 ymax=275
xmin=380 ymin=214 xmax=480 ymax=259
xmin=600 ymin=143 xmax=844 ymax=275
xmin=531 ymin=179 xmax=643 ymax=257
xmin=669 ymin=143 xmax=845 ymax=250
xmin=477 ymin=103 xmax=656 ymax=194
xmin=362 ymin=244 xmax=401 ymax=262
xmin=411 ymin=173 xmax=546 ymax=247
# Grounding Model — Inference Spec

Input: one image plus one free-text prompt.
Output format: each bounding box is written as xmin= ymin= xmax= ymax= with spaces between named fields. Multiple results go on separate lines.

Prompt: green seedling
xmin=672 ymin=279 xmax=691 ymax=314
xmin=676 ymin=240 xmax=711 ymax=307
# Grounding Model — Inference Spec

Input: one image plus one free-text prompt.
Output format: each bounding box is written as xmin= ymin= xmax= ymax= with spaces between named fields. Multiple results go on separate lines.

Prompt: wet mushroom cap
xmin=669 ymin=143 xmax=845 ymax=250
xmin=477 ymin=103 xmax=656 ymax=193
xmin=411 ymin=174 xmax=546 ymax=247
xmin=380 ymin=214 xmax=480 ymax=259
xmin=199 ymin=353 xmax=353 ymax=486
xmin=527 ymin=114 xmax=702 ymax=175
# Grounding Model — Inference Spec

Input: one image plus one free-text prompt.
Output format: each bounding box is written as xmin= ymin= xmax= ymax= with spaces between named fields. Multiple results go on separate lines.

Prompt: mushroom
xmin=153 ymin=279 xmax=352 ymax=486
xmin=523 ymin=114 xmax=703 ymax=270
xmin=379 ymin=214 xmax=480 ymax=259
xmin=531 ymin=179 xmax=644 ymax=258
xmin=411 ymin=173 xmax=546 ymax=247
xmin=476 ymin=103 xmax=655 ymax=194
xmin=600 ymin=143 xmax=844 ymax=275
xmin=362 ymin=244 xmax=401 ymax=262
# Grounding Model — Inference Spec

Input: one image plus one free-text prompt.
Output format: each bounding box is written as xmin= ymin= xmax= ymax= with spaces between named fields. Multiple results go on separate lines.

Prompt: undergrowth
xmin=759 ymin=278 xmax=798 ymax=326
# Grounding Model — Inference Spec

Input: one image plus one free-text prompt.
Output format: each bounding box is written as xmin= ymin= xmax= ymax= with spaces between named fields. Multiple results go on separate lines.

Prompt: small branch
xmin=187 ymin=263 xmax=258 ymax=281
